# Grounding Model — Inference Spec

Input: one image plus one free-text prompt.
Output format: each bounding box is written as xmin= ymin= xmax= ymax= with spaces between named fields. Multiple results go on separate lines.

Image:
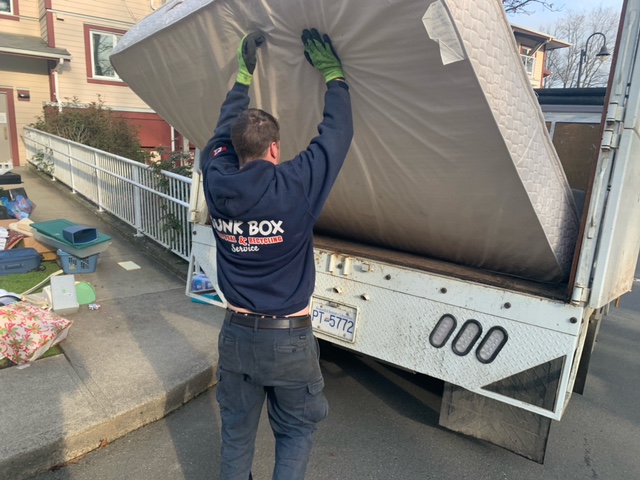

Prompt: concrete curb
xmin=0 ymin=367 xmax=216 ymax=480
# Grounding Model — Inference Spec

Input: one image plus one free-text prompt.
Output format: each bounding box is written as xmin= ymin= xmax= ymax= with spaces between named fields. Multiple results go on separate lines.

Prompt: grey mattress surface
xmin=111 ymin=0 xmax=579 ymax=283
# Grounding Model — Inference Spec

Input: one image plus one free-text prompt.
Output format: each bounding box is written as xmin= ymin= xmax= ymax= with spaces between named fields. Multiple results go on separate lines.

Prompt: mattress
xmin=110 ymin=0 xmax=579 ymax=283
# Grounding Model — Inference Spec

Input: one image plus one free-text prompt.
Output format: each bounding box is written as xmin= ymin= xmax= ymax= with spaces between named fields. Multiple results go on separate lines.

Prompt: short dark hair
xmin=231 ymin=109 xmax=280 ymax=166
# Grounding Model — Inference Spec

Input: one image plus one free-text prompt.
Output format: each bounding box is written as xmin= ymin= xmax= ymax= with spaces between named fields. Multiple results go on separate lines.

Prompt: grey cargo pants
xmin=216 ymin=313 xmax=329 ymax=480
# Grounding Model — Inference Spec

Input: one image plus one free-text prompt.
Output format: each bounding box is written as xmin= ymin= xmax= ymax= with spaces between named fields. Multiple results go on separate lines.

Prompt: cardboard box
xmin=0 ymin=219 xmax=57 ymax=260
xmin=20 ymin=237 xmax=57 ymax=260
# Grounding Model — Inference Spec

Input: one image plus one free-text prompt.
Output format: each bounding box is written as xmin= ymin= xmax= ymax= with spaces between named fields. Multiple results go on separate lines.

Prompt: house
xmin=0 ymin=0 xmax=178 ymax=168
xmin=511 ymin=24 xmax=571 ymax=88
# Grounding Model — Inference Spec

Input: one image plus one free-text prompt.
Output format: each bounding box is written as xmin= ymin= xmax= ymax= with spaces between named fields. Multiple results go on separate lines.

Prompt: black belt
xmin=225 ymin=309 xmax=312 ymax=330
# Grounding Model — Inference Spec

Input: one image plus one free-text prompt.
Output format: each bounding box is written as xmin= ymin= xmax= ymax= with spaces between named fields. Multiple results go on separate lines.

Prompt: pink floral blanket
xmin=0 ymin=303 xmax=73 ymax=365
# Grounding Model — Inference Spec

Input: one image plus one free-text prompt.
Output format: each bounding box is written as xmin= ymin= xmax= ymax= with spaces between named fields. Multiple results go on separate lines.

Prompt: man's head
xmin=231 ymin=108 xmax=281 ymax=167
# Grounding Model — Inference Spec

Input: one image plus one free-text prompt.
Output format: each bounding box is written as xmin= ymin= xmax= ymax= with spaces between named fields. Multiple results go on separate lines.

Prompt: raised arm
xmin=288 ymin=29 xmax=354 ymax=217
xmin=201 ymin=32 xmax=264 ymax=166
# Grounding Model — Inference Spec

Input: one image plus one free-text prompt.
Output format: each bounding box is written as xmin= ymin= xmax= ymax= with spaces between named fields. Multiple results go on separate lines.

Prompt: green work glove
xmin=301 ymin=28 xmax=344 ymax=83
xmin=236 ymin=31 xmax=265 ymax=86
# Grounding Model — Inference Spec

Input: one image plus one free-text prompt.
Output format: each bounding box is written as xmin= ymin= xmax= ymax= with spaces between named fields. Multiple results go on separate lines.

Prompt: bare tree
xmin=544 ymin=6 xmax=619 ymax=88
xmin=503 ymin=0 xmax=558 ymax=15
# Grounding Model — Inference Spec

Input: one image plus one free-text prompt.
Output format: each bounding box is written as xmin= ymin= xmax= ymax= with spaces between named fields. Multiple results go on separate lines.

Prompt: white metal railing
xmin=22 ymin=127 xmax=192 ymax=260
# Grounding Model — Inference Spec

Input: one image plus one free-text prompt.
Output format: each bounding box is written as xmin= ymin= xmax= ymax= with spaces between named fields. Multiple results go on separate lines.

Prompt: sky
xmin=508 ymin=0 xmax=624 ymax=32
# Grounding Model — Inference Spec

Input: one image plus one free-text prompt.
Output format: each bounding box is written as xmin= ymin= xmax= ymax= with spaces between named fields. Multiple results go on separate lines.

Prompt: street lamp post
xmin=576 ymin=32 xmax=611 ymax=88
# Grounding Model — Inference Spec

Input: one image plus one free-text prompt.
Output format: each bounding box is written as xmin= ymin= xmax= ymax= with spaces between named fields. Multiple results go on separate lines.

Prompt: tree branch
xmin=503 ymin=0 xmax=559 ymax=15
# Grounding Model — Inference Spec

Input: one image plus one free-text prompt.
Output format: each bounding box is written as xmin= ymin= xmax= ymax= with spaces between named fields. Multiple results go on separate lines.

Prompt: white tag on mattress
xmin=423 ymin=0 xmax=466 ymax=65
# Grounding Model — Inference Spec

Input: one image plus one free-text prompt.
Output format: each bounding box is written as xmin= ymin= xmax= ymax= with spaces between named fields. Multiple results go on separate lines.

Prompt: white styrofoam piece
xmin=50 ymin=275 xmax=79 ymax=315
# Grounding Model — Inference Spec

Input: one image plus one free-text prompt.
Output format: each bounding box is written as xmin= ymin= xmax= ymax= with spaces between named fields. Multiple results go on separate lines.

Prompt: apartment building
xmin=1 ymin=0 xmax=175 ymax=167
xmin=511 ymin=24 xmax=570 ymax=89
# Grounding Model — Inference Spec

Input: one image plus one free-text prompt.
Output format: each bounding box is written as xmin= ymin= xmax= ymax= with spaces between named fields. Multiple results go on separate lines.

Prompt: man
xmin=200 ymin=28 xmax=353 ymax=479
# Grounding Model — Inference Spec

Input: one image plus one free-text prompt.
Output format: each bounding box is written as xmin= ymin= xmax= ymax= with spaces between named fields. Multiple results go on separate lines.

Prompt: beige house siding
xmin=1 ymin=1 xmax=41 ymax=36
xmin=52 ymin=14 xmax=153 ymax=110
xmin=52 ymin=0 xmax=153 ymax=25
xmin=0 ymin=55 xmax=51 ymax=164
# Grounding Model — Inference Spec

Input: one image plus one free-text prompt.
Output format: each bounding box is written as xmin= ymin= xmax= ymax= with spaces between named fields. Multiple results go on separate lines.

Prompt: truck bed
xmin=313 ymin=234 xmax=569 ymax=302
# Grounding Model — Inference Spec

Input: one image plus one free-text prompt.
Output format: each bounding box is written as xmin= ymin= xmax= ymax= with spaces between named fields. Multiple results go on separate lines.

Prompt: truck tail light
xmin=476 ymin=327 xmax=508 ymax=363
xmin=452 ymin=320 xmax=482 ymax=356
xmin=430 ymin=314 xmax=457 ymax=348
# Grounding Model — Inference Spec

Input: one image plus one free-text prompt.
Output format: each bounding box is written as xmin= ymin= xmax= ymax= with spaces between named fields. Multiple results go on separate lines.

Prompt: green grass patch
xmin=0 ymin=345 xmax=63 ymax=371
xmin=0 ymin=261 xmax=61 ymax=295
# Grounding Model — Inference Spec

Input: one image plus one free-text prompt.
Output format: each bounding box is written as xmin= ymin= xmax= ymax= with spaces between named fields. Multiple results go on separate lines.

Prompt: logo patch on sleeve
xmin=212 ymin=146 xmax=227 ymax=157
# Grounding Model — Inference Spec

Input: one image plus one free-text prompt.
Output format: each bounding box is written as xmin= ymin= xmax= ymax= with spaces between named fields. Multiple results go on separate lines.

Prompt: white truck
xmin=109 ymin=0 xmax=640 ymax=463
xmin=184 ymin=1 xmax=640 ymax=463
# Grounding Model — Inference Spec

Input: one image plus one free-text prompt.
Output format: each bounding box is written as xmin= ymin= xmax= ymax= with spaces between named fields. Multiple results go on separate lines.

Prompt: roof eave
xmin=0 ymin=47 xmax=72 ymax=61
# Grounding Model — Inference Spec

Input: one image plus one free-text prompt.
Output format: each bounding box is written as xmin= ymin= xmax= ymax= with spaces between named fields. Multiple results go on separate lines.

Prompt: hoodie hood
xmin=208 ymin=158 xmax=276 ymax=218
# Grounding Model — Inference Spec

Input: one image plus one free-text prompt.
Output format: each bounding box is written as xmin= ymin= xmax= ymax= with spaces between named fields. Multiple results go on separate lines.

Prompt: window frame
xmin=520 ymin=54 xmax=536 ymax=77
xmin=0 ymin=0 xmax=19 ymax=21
xmin=519 ymin=46 xmax=537 ymax=78
xmin=84 ymin=24 xmax=127 ymax=86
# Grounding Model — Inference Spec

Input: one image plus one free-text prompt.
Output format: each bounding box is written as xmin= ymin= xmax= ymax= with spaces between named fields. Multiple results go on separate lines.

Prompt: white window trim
xmin=89 ymin=29 xmax=122 ymax=81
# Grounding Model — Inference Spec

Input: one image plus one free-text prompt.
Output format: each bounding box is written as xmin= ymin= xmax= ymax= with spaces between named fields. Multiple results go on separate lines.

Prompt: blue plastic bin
xmin=57 ymin=249 xmax=99 ymax=274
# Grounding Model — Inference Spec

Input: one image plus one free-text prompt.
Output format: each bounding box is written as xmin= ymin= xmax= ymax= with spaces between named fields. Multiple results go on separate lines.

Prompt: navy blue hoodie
xmin=201 ymin=80 xmax=353 ymax=316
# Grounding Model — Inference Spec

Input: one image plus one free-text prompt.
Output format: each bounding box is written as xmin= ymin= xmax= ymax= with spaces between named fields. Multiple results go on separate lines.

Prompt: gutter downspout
xmin=53 ymin=58 xmax=65 ymax=112
xmin=530 ymin=38 xmax=551 ymax=55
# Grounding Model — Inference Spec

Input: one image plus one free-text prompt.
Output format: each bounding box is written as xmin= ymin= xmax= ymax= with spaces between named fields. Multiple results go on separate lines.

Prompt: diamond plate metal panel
xmin=313 ymin=248 xmax=584 ymax=394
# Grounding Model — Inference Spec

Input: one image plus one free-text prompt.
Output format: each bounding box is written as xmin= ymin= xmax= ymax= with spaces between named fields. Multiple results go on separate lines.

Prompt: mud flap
xmin=439 ymin=357 xmax=564 ymax=464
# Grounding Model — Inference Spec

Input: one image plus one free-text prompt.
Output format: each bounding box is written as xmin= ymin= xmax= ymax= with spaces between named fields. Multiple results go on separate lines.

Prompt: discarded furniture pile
xmin=1 ymin=185 xmax=111 ymax=369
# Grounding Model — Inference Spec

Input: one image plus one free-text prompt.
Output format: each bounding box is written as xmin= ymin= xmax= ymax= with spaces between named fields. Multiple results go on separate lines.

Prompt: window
xmin=91 ymin=31 xmax=122 ymax=79
xmin=0 ymin=0 xmax=15 ymax=15
xmin=520 ymin=46 xmax=536 ymax=78
xmin=84 ymin=25 xmax=126 ymax=84
xmin=521 ymin=54 xmax=536 ymax=77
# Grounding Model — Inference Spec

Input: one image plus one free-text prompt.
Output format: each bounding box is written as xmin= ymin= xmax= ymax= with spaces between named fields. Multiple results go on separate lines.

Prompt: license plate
xmin=311 ymin=298 xmax=357 ymax=343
